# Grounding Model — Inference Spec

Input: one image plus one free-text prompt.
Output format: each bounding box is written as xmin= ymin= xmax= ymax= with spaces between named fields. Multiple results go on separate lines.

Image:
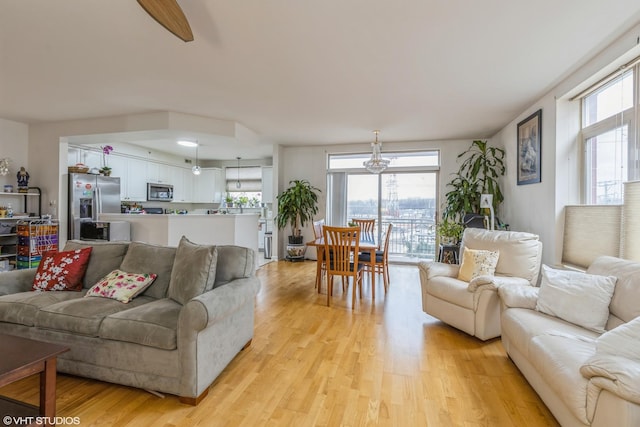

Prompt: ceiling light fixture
xmin=363 ymin=130 xmax=390 ymax=174
xmin=235 ymin=157 xmax=241 ymax=189
xmin=192 ymin=143 xmax=201 ymax=175
xmin=177 ymin=140 xmax=198 ymax=147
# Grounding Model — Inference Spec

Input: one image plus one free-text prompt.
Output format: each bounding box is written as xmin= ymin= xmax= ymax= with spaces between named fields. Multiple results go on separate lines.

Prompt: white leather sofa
xmin=418 ymin=228 xmax=542 ymax=340
xmin=499 ymin=256 xmax=640 ymax=427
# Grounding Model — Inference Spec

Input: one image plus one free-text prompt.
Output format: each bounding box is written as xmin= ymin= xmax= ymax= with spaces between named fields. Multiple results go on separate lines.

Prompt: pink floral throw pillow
xmin=85 ymin=269 xmax=157 ymax=303
xmin=32 ymin=247 xmax=93 ymax=292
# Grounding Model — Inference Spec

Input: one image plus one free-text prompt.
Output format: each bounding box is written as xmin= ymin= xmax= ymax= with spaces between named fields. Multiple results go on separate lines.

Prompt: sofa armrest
xmin=581 ymin=356 xmax=640 ymax=405
xmin=497 ymin=285 xmax=539 ymax=309
xmin=179 ymin=277 xmax=261 ymax=333
xmin=0 ymin=269 xmax=38 ymax=295
xmin=418 ymin=261 xmax=459 ymax=280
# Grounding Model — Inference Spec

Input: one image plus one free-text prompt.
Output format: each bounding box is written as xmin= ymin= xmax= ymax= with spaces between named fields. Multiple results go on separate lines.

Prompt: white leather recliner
xmin=418 ymin=228 xmax=542 ymax=340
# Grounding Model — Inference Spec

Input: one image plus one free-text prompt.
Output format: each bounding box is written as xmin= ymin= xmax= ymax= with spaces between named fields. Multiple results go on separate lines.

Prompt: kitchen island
xmin=98 ymin=213 xmax=259 ymax=258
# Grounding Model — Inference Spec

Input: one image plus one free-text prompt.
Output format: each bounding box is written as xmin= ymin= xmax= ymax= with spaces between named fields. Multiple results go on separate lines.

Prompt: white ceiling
xmin=2 ymin=1 xmax=640 ymax=160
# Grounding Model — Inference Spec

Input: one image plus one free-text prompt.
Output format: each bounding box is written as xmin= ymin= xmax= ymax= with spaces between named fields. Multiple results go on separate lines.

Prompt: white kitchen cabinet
xmin=212 ymin=168 xmax=224 ymax=203
xmin=80 ymin=149 xmax=103 ymax=171
xmin=192 ymin=169 xmax=217 ymax=203
xmin=170 ymin=166 xmax=193 ymax=203
xmin=110 ymin=155 xmax=147 ymax=202
xmin=147 ymin=162 xmax=171 ymax=184
xmin=261 ymin=166 xmax=273 ymax=203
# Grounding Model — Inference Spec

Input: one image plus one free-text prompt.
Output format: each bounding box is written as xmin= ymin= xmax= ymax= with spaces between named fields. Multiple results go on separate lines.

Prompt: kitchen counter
xmin=98 ymin=213 xmax=259 ymax=258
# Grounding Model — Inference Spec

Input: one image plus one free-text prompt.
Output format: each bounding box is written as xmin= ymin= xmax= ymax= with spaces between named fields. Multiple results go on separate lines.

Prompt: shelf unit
xmin=16 ymin=219 xmax=58 ymax=269
xmin=0 ymin=188 xmax=43 ymax=271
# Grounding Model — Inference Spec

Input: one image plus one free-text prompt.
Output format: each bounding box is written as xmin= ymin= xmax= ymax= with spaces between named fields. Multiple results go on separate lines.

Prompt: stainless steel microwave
xmin=147 ymin=183 xmax=173 ymax=201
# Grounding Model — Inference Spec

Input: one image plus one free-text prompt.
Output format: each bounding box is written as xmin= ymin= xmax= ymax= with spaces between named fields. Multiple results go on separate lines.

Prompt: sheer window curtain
xmin=326 ymin=172 xmax=347 ymax=226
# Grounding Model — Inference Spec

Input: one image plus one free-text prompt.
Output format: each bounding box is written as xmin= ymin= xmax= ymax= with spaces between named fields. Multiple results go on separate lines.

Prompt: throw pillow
xmin=595 ymin=315 xmax=640 ymax=360
xmin=32 ymin=247 xmax=93 ymax=292
xmin=457 ymin=247 xmax=499 ymax=282
xmin=85 ymin=269 xmax=157 ymax=303
xmin=536 ymin=265 xmax=617 ymax=333
xmin=167 ymin=236 xmax=218 ymax=305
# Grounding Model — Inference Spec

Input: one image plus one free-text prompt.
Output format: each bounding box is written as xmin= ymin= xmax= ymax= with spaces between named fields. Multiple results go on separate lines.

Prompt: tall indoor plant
xmin=276 ymin=179 xmax=320 ymax=244
xmin=443 ymin=139 xmax=506 ymax=224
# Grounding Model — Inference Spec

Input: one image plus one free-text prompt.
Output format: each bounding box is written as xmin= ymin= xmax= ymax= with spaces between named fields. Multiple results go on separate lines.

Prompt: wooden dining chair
xmin=360 ymin=223 xmax=393 ymax=292
xmin=352 ymin=218 xmax=376 ymax=242
xmin=312 ymin=219 xmax=326 ymax=288
xmin=322 ymin=225 xmax=364 ymax=308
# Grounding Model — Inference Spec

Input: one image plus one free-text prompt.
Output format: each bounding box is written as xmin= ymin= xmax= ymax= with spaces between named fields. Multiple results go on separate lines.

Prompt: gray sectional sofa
xmin=0 ymin=238 xmax=261 ymax=405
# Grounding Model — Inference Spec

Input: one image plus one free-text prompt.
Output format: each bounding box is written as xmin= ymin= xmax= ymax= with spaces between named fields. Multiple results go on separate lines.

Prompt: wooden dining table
xmin=306 ymin=236 xmax=379 ymax=300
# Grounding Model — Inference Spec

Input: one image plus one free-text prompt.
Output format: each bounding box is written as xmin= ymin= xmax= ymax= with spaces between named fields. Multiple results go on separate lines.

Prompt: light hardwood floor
xmin=0 ymin=261 xmax=559 ymax=426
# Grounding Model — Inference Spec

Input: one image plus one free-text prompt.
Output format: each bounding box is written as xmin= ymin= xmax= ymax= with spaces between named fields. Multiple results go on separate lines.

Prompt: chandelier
xmin=363 ymin=130 xmax=390 ymax=174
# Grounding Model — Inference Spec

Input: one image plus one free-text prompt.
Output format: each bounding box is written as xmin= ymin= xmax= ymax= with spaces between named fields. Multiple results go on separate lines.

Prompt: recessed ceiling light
xmin=177 ymin=140 xmax=198 ymax=147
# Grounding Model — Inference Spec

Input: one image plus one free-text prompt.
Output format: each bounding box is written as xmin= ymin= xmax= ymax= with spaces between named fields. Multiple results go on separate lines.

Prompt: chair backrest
xmin=323 ymin=226 xmax=360 ymax=276
xmin=313 ymin=219 xmax=325 ymax=240
xmin=352 ymin=218 xmax=375 ymax=241
xmin=382 ymin=223 xmax=393 ymax=256
xmin=460 ymin=228 xmax=542 ymax=285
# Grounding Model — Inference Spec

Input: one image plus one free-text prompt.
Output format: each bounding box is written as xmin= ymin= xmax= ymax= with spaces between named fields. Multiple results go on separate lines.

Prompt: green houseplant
xmin=443 ymin=140 xmax=506 ymax=223
xmin=276 ymin=179 xmax=320 ymax=245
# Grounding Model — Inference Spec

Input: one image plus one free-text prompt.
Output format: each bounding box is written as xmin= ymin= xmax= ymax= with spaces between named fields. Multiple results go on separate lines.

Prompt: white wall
xmin=0 ymin=118 xmax=29 ymax=187
xmin=493 ymin=23 xmax=640 ymax=266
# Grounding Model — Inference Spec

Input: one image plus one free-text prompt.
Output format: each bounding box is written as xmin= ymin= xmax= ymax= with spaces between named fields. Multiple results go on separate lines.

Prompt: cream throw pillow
xmin=595 ymin=315 xmax=640 ymax=359
xmin=536 ymin=265 xmax=617 ymax=333
xmin=457 ymin=247 xmax=499 ymax=282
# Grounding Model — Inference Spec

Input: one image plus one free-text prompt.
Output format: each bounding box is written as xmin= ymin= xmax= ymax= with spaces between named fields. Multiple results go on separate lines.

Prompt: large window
xmin=581 ymin=68 xmax=638 ymax=204
xmin=327 ymin=151 xmax=439 ymax=260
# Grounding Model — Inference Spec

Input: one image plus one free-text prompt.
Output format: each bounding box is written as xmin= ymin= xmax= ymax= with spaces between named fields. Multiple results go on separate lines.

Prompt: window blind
xmin=622 ymin=180 xmax=640 ymax=262
xmin=562 ymin=205 xmax=622 ymax=269
xmin=225 ymin=166 xmax=262 ymax=192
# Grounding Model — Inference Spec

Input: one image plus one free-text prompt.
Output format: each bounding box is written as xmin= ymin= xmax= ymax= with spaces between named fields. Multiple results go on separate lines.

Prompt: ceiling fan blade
xmin=137 ymin=0 xmax=194 ymax=42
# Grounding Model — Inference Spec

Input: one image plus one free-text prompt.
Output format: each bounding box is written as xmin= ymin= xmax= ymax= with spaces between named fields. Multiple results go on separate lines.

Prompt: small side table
xmin=438 ymin=244 xmax=460 ymax=264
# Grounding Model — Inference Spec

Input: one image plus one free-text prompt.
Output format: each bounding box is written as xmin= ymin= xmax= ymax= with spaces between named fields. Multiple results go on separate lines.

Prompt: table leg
xmin=316 ymin=246 xmax=324 ymax=293
xmin=40 ymin=357 xmax=57 ymax=424
xmin=369 ymin=248 xmax=375 ymax=299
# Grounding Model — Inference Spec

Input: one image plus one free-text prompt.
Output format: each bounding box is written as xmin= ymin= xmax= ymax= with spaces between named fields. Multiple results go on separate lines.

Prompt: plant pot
xmin=288 ymin=235 xmax=304 ymax=245
xmin=286 ymin=243 xmax=306 ymax=261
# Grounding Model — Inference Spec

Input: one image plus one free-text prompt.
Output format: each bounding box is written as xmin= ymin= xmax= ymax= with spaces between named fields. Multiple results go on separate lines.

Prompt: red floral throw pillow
xmin=32 ymin=247 xmax=93 ymax=292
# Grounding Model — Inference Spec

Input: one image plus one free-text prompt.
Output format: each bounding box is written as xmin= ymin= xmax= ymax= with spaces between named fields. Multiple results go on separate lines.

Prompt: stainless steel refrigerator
xmin=68 ymin=173 xmax=121 ymax=240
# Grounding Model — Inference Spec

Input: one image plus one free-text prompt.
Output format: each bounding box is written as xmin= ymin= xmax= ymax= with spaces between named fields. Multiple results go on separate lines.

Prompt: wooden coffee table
xmin=0 ymin=334 xmax=69 ymax=426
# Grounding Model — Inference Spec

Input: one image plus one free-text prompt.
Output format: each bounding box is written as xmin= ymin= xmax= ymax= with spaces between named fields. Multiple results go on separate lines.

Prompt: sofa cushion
xmin=595 ymin=315 xmax=640 ymax=361
xmin=536 ymin=265 xmax=617 ymax=333
xmin=214 ymin=245 xmax=255 ymax=288
xmin=63 ymin=240 xmax=130 ymax=289
xmin=457 ymin=247 xmax=499 ymax=282
xmin=501 ymin=308 xmax=600 ymax=359
xmin=0 ymin=291 xmax=85 ymax=326
xmin=461 ymin=228 xmax=541 ymax=285
xmin=425 ymin=276 xmax=474 ymax=309
xmin=99 ymin=298 xmax=181 ymax=350
xmin=118 ymin=241 xmax=176 ymax=299
xmin=529 ymin=333 xmax=596 ymax=425
xmin=32 ymin=247 xmax=93 ymax=292
xmin=587 ymin=256 xmax=640 ymax=324
xmin=168 ymin=236 xmax=218 ymax=305
xmin=85 ymin=270 xmax=157 ymax=303
xmin=35 ymin=295 xmax=155 ymax=336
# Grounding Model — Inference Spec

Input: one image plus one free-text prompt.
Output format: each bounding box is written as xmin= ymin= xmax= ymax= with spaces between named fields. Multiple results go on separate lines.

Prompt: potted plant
xmin=436 ymin=218 xmax=464 ymax=245
xmin=443 ymin=140 xmax=505 ymax=224
xmin=225 ymin=193 xmax=234 ymax=208
xmin=276 ymin=180 xmax=320 ymax=260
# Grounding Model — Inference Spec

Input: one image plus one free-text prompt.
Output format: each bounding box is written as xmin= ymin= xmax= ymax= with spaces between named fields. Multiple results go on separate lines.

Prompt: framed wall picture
xmin=517 ymin=109 xmax=542 ymax=185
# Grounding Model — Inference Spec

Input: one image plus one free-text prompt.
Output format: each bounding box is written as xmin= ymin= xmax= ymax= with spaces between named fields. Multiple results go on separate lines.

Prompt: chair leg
xmin=383 ymin=264 xmax=389 ymax=292
xmin=327 ymin=275 xmax=332 ymax=307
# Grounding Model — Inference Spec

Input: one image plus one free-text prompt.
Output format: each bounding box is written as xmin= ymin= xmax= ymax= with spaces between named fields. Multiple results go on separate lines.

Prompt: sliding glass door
xmin=329 ymin=150 xmax=439 ymax=260
xmin=346 ymin=172 xmax=437 ymax=259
